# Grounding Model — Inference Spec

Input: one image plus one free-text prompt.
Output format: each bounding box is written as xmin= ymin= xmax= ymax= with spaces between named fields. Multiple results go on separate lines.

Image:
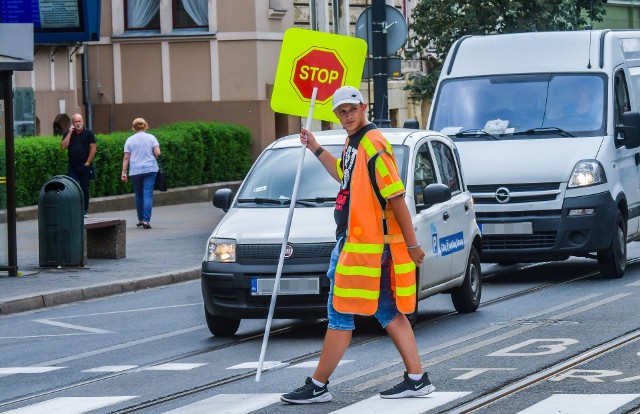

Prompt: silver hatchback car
xmin=201 ymin=129 xmax=482 ymax=336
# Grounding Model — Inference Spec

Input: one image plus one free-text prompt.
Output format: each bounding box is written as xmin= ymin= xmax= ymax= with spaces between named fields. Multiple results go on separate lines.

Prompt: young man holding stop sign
xmin=281 ymin=86 xmax=435 ymax=404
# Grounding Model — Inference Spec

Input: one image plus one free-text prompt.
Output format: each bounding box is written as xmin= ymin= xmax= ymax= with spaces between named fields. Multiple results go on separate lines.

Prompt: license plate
xmin=251 ymin=278 xmax=320 ymax=296
xmin=480 ymin=222 xmax=533 ymax=235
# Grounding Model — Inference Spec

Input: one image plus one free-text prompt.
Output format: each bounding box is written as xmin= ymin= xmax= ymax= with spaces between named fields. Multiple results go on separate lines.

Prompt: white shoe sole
xmin=380 ymin=384 xmax=436 ymax=399
xmin=281 ymin=392 xmax=333 ymax=404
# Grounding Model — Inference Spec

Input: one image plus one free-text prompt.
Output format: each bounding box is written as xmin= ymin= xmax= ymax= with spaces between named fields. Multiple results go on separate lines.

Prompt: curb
xmin=0 ymin=266 xmax=200 ymax=316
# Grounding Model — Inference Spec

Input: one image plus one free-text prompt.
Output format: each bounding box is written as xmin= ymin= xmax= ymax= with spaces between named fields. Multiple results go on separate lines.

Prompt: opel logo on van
xmin=495 ymin=187 xmax=511 ymax=204
xmin=285 ymin=244 xmax=294 ymax=258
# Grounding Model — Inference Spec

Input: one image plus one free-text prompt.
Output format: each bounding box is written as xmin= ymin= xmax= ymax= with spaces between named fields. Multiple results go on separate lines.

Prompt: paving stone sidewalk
xmin=0 ymin=185 xmax=231 ymax=316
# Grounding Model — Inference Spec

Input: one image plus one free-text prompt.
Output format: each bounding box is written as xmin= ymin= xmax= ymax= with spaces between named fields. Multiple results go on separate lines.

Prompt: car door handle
xmin=464 ymin=202 xmax=470 ymax=211
xmin=443 ymin=212 xmax=450 ymax=221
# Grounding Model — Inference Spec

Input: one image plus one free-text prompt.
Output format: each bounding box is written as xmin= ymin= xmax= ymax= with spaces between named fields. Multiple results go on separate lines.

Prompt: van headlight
xmin=568 ymin=160 xmax=606 ymax=188
xmin=207 ymin=238 xmax=236 ymax=262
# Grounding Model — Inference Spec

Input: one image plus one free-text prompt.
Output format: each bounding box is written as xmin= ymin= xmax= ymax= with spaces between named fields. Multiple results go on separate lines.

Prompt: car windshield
xmin=237 ymin=143 xmax=407 ymax=207
xmin=430 ymin=74 xmax=606 ymax=139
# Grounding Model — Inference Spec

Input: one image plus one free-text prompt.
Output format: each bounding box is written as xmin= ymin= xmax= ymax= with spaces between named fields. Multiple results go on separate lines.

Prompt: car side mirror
xmin=403 ymin=119 xmax=420 ymax=129
xmin=616 ymin=111 xmax=640 ymax=149
xmin=213 ymin=188 xmax=233 ymax=212
xmin=417 ymin=183 xmax=451 ymax=212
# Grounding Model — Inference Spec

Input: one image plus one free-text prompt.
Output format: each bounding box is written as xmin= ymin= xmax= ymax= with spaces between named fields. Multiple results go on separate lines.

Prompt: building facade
xmin=10 ymin=0 xmax=640 ymax=160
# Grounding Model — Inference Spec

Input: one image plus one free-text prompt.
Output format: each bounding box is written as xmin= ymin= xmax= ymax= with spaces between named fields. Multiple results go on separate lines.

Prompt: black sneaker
xmin=281 ymin=377 xmax=332 ymax=404
xmin=379 ymin=371 xmax=435 ymax=399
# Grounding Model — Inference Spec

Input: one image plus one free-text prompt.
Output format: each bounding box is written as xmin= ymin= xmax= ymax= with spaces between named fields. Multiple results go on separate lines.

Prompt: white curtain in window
xmin=182 ymin=0 xmax=208 ymax=26
xmin=128 ymin=0 xmax=160 ymax=28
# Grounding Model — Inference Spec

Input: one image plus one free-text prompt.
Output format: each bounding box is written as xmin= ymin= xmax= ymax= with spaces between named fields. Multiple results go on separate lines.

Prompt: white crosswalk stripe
xmin=516 ymin=393 xmax=640 ymax=414
xmin=328 ymin=392 xmax=471 ymax=413
xmin=0 ymin=396 xmax=138 ymax=414
xmin=143 ymin=363 xmax=207 ymax=371
xmin=0 ymin=367 xmax=64 ymax=375
xmin=82 ymin=365 xmax=138 ymax=373
xmin=161 ymin=394 xmax=282 ymax=414
xmin=288 ymin=360 xmax=354 ymax=368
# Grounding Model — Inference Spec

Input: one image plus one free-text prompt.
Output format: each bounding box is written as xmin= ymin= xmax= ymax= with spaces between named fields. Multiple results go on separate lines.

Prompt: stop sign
xmin=291 ymin=47 xmax=346 ymax=103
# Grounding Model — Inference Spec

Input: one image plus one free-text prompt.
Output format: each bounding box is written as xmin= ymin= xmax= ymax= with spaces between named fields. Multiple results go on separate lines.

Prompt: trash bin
xmin=38 ymin=175 xmax=85 ymax=267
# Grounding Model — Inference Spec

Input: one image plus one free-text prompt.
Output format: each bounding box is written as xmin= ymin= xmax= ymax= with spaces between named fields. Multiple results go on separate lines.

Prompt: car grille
xmin=468 ymin=182 xmax=561 ymax=204
xmin=237 ymin=243 xmax=335 ymax=259
xmin=482 ymin=232 xmax=557 ymax=250
xmin=476 ymin=210 xmax=562 ymax=219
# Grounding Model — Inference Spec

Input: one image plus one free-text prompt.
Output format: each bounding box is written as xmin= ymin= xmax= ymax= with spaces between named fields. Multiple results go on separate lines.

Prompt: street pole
xmin=1 ymin=71 xmax=18 ymax=276
xmin=371 ymin=0 xmax=390 ymax=127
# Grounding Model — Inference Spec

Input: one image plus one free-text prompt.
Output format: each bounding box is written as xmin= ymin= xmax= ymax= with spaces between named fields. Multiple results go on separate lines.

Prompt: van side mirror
xmin=213 ymin=188 xmax=233 ymax=212
xmin=617 ymin=111 xmax=640 ymax=149
xmin=417 ymin=183 xmax=451 ymax=212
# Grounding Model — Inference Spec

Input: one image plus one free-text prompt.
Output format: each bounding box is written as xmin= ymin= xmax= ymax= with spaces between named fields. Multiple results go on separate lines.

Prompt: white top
xmin=124 ymin=131 xmax=160 ymax=176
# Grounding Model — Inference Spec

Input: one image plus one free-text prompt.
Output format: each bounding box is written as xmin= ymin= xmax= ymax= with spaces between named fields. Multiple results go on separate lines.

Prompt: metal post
xmin=2 ymin=71 xmax=18 ymax=276
xmin=371 ymin=0 xmax=390 ymax=127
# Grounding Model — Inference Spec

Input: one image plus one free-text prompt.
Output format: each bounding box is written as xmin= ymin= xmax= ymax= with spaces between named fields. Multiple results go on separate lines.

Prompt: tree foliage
xmin=410 ymin=0 xmax=607 ymax=59
xmin=405 ymin=0 xmax=607 ymax=100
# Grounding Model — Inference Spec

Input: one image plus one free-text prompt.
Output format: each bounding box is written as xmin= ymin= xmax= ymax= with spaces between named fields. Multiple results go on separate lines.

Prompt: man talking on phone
xmin=60 ymin=113 xmax=97 ymax=217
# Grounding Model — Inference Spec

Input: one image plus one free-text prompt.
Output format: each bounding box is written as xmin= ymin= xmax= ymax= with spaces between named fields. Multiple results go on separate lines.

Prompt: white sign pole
xmin=256 ymin=87 xmax=319 ymax=382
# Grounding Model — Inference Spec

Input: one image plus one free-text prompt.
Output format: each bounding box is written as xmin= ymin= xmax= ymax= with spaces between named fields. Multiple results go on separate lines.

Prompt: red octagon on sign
xmin=291 ymin=47 xmax=347 ymax=103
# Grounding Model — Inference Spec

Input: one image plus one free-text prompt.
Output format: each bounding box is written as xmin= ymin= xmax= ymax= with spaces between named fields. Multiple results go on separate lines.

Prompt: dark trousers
xmin=67 ymin=164 xmax=91 ymax=214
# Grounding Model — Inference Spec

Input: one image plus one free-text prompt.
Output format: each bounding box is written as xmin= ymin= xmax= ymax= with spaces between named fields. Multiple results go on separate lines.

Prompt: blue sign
xmin=0 ymin=0 xmax=101 ymax=44
xmin=430 ymin=223 xmax=438 ymax=254
xmin=439 ymin=231 xmax=464 ymax=257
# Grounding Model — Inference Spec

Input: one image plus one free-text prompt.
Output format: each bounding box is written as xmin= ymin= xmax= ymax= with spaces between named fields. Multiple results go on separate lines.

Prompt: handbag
xmin=89 ymin=164 xmax=97 ymax=180
xmin=154 ymin=167 xmax=168 ymax=191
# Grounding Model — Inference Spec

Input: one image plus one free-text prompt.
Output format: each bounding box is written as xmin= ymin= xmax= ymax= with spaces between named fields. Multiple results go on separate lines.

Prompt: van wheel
xmin=597 ymin=210 xmax=626 ymax=279
xmin=451 ymin=247 xmax=482 ymax=313
xmin=204 ymin=306 xmax=240 ymax=337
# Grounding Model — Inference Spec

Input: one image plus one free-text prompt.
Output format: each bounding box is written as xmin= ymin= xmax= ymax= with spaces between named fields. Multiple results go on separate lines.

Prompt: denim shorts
xmin=326 ymin=237 xmax=400 ymax=330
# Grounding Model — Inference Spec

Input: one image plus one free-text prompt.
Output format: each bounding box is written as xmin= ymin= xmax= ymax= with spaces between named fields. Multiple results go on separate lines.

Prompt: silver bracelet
xmin=407 ymin=244 xmax=422 ymax=249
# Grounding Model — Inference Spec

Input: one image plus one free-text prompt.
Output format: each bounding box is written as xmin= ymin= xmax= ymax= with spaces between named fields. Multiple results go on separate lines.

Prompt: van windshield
xmin=237 ymin=144 xmax=407 ymax=207
xmin=430 ymin=74 xmax=606 ymax=139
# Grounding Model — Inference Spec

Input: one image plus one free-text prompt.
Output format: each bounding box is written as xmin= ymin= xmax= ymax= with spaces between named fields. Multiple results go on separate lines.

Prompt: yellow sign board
xmin=271 ymin=28 xmax=367 ymax=123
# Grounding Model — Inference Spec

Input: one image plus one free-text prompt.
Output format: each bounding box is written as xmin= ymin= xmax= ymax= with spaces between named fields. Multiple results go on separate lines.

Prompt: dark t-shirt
xmin=64 ymin=128 xmax=96 ymax=167
xmin=334 ymin=123 xmax=376 ymax=238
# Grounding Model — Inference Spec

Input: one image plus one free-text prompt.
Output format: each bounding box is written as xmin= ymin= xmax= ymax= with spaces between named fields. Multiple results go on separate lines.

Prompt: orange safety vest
xmin=333 ymin=128 xmax=417 ymax=315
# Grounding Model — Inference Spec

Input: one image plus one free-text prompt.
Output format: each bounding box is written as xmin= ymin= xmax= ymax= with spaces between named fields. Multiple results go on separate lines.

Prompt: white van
xmin=428 ymin=30 xmax=640 ymax=278
xmin=201 ymin=129 xmax=482 ymax=336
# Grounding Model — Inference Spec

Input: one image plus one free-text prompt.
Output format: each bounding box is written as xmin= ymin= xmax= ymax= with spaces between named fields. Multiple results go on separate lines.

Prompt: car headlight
xmin=207 ymin=238 xmax=236 ymax=262
xmin=568 ymin=160 xmax=606 ymax=188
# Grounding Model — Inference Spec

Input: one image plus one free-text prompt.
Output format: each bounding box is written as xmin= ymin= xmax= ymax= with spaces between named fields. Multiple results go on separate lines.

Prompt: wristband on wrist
xmin=313 ymin=146 xmax=324 ymax=157
xmin=407 ymin=244 xmax=422 ymax=249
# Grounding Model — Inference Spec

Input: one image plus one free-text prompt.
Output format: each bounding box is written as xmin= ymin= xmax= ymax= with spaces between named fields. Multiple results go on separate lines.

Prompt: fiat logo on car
xmin=495 ymin=187 xmax=511 ymax=204
xmin=285 ymin=244 xmax=294 ymax=258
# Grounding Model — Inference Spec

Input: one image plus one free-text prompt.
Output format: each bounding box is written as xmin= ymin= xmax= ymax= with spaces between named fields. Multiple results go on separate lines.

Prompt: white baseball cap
xmin=332 ymin=86 xmax=364 ymax=110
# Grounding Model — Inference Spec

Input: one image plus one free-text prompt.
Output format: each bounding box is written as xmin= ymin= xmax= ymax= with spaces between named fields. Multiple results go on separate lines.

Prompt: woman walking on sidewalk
xmin=121 ymin=118 xmax=161 ymax=229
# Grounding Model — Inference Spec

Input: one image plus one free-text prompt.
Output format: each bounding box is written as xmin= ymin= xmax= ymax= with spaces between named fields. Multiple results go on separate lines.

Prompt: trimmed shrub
xmin=13 ymin=122 xmax=252 ymax=207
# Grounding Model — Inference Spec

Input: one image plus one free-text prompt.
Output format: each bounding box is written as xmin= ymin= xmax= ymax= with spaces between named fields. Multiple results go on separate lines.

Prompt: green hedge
xmin=11 ymin=122 xmax=252 ymax=207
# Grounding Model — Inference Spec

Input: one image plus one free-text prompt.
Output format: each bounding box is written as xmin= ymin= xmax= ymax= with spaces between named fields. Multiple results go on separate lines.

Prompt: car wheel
xmin=597 ymin=210 xmax=626 ymax=279
xmin=451 ymin=246 xmax=482 ymax=313
xmin=204 ymin=306 xmax=241 ymax=337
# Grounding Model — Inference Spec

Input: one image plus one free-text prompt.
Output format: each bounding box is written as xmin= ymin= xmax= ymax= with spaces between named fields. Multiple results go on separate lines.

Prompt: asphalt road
xmin=2 ymin=247 xmax=640 ymax=414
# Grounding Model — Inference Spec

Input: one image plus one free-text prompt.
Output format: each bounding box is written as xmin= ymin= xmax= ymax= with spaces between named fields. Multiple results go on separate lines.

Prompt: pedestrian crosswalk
xmin=2 ymin=393 xmax=638 ymax=414
xmin=0 ymin=360 xmax=351 ymax=376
